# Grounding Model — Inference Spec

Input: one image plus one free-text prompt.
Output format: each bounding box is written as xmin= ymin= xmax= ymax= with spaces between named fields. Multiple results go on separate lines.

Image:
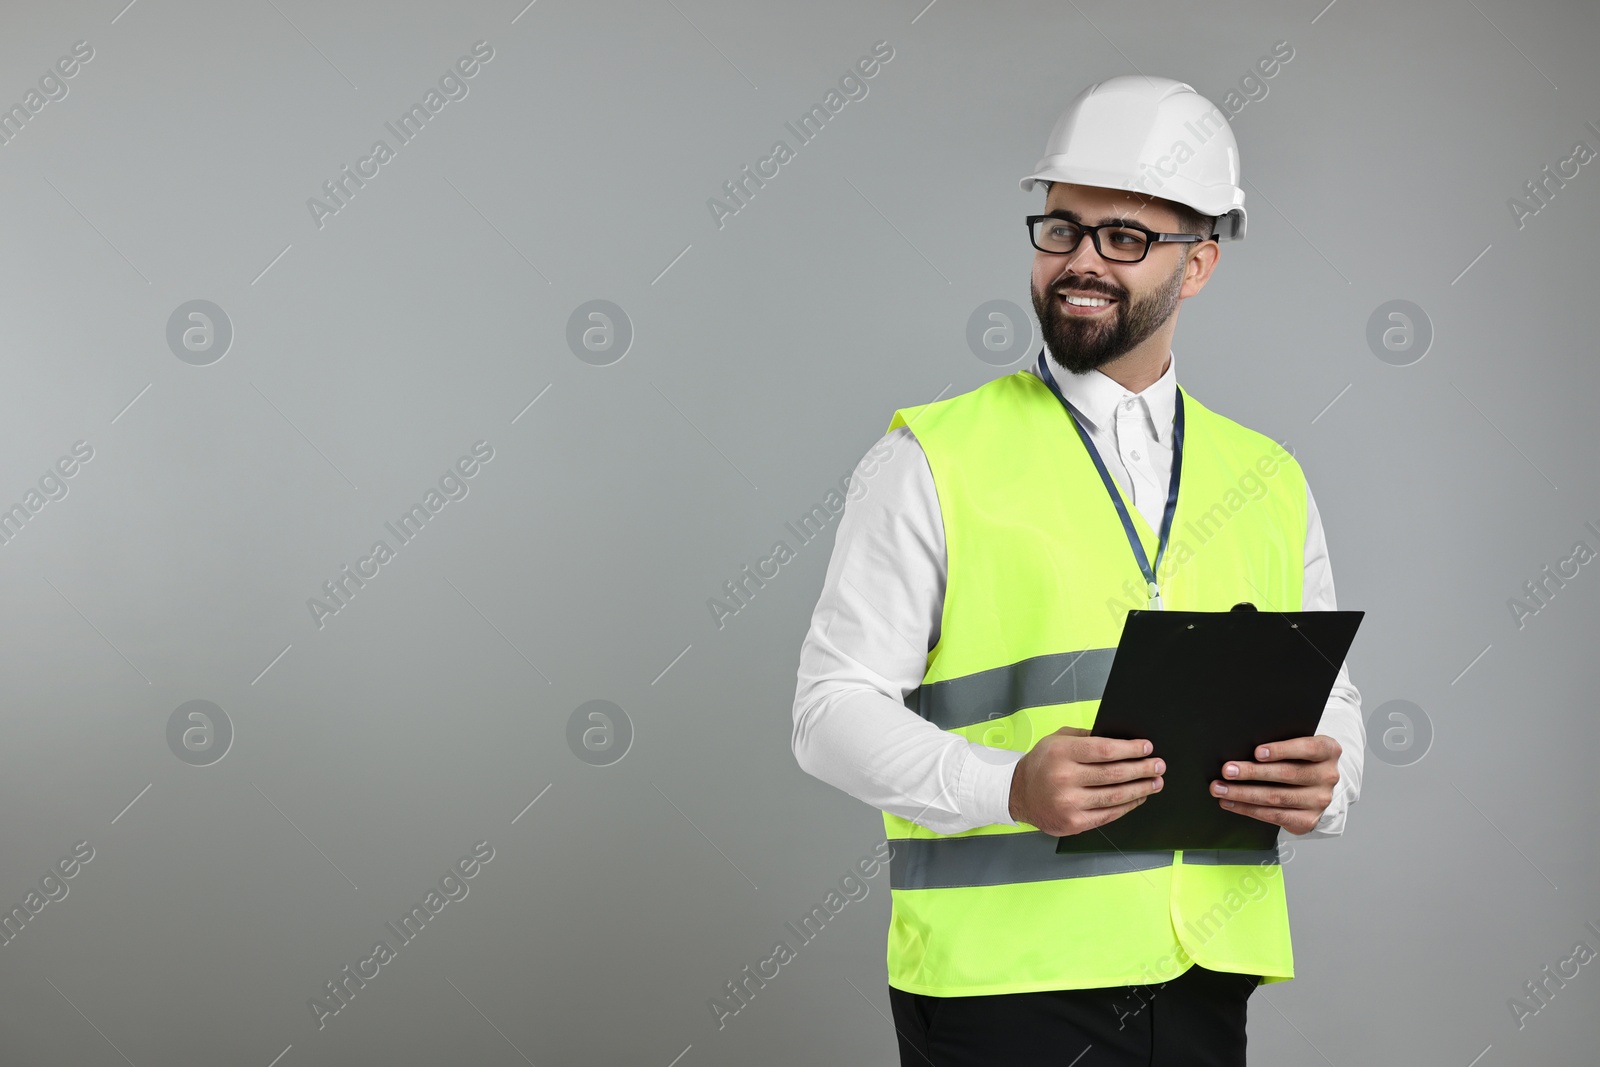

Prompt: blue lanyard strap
xmin=1034 ymin=349 xmax=1185 ymax=609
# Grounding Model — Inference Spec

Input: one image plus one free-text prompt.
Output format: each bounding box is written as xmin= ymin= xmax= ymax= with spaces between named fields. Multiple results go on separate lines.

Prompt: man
xmin=791 ymin=75 xmax=1363 ymax=1066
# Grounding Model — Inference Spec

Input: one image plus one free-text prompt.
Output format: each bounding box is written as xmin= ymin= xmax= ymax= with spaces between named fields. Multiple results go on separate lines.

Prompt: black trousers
xmin=889 ymin=964 xmax=1261 ymax=1066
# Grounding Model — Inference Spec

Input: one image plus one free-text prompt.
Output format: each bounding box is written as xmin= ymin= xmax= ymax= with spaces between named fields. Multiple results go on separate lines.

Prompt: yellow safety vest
xmin=882 ymin=364 xmax=1307 ymax=997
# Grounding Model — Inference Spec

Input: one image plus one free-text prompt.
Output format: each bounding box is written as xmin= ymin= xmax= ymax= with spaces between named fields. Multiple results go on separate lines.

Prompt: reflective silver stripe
xmin=1179 ymin=848 xmax=1281 ymax=866
xmin=888 ymin=836 xmax=1281 ymax=890
xmin=902 ymin=647 xmax=1118 ymax=731
xmin=889 ymin=831 xmax=1174 ymax=890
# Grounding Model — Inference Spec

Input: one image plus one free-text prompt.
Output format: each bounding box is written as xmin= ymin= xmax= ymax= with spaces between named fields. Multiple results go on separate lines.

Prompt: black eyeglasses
xmin=1026 ymin=215 xmax=1209 ymax=263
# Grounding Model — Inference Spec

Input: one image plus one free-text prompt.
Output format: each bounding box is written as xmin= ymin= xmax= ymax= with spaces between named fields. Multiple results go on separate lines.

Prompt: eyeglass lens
xmin=1032 ymin=219 xmax=1149 ymax=261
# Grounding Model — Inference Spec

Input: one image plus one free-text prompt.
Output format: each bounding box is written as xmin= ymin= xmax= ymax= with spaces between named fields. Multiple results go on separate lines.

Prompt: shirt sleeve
xmin=791 ymin=426 xmax=1024 ymax=835
xmin=1299 ymin=477 xmax=1364 ymax=838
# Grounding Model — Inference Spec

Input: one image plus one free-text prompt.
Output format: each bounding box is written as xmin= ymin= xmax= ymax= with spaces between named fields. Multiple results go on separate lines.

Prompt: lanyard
xmin=1034 ymin=349 xmax=1184 ymax=610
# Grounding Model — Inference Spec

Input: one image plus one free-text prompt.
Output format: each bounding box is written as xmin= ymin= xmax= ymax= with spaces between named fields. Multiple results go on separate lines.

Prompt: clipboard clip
xmin=1230 ymin=602 xmax=1257 ymax=612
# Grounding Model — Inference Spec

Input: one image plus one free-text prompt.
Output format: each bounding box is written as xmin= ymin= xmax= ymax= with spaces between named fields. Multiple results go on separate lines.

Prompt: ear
xmin=1180 ymin=240 xmax=1221 ymax=298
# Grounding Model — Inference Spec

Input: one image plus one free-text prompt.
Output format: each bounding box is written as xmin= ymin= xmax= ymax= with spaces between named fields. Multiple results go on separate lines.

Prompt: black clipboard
xmin=1055 ymin=603 xmax=1363 ymax=854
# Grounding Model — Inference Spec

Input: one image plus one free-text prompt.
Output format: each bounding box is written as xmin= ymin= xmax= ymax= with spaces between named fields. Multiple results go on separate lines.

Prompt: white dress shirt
xmin=791 ymin=346 xmax=1363 ymax=838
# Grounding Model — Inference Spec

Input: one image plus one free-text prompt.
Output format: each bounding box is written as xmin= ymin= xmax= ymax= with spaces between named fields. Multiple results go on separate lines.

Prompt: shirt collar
xmin=1036 ymin=344 xmax=1178 ymax=446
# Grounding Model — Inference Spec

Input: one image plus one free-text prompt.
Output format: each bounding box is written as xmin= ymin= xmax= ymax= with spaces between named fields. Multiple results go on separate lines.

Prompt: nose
xmin=1054 ymin=234 xmax=1110 ymax=277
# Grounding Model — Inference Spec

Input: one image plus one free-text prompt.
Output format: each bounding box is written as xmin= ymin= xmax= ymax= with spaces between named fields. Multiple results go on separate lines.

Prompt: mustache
xmin=1053 ymin=282 xmax=1122 ymax=300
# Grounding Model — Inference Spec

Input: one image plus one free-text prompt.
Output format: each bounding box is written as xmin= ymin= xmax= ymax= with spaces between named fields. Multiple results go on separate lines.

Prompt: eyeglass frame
xmin=1025 ymin=213 xmax=1211 ymax=263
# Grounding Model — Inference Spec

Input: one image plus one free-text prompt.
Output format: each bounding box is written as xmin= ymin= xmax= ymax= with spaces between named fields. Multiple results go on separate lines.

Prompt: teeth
xmin=1064 ymin=294 xmax=1113 ymax=307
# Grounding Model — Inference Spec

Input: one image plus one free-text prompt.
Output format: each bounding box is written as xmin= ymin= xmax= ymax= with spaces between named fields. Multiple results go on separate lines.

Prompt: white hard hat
xmin=1020 ymin=75 xmax=1247 ymax=241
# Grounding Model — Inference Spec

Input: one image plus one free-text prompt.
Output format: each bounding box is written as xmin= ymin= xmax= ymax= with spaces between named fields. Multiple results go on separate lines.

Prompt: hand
xmin=1211 ymin=734 xmax=1342 ymax=835
xmin=1009 ymin=726 xmax=1166 ymax=837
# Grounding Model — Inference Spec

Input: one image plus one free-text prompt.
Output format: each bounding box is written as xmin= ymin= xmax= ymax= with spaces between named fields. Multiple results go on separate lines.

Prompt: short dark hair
xmin=1167 ymin=202 xmax=1217 ymax=240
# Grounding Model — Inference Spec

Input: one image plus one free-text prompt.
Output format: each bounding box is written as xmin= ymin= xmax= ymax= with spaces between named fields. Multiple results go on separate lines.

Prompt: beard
xmin=1030 ymin=255 xmax=1185 ymax=376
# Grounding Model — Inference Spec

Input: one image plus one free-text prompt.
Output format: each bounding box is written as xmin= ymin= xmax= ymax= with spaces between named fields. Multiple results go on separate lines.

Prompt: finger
xmin=1081 ymin=755 xmax=1166 ymax=787
xmin=1081 ymin=793 xmax=1151 ymax=831
xmin=1074 ymin=736 xmax=1154 ymax=763
xmin=1210 ymin=781 xmax=1319 ymax=809
xmin=1250 ymin=735 xmax=1339 ymax=763
xmin=1218 ymin=760 xmax=1318 ymax=785
xmin=1053 ymin=726 xmax=1091 ymax=737
xmin=1078 ymin=775 xmax=1164 ymax=810
xmin=1217 ymin=799 xmax=1320 ymax=835
xmin=1038 ymin=780 xmax=1150 ymax=835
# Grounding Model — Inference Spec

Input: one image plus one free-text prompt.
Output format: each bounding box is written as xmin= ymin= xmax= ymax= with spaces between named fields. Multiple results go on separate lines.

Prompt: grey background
xmin=0 ymin=0 xmax=1596 ymax=1064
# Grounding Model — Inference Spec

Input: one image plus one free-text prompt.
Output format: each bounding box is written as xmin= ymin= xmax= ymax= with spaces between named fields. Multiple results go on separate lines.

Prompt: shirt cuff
xmin=1305 ymin=803 xmax=1346 ymax=839
xmin=960 ymin=742 xmax=1026 ymax=828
